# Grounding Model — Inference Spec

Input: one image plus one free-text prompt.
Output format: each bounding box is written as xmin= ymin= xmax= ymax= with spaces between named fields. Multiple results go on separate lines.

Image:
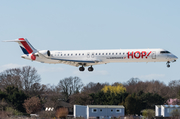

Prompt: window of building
xmin=92 ymin=109 xmax=97 ymax=113
xmin=116 ymin=109 xmax=121 ymax=113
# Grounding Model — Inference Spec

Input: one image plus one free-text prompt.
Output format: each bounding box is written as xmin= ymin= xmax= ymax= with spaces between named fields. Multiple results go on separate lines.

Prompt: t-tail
xmin=4 ymin=38 xmax=37 ymax=54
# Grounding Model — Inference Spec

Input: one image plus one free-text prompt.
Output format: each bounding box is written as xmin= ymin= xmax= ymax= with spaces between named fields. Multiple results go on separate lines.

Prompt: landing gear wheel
xmin=88 ymin=66 xmax=94 ymax=72
xmin=79 ymin=66 xmax=85 ymax=71
xmin=166 ymin=61 xmax=170 ymax=68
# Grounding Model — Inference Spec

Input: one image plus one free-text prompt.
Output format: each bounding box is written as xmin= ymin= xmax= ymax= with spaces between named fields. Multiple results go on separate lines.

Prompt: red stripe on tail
xmin=18 ymin=38 xmax=33 ymax=54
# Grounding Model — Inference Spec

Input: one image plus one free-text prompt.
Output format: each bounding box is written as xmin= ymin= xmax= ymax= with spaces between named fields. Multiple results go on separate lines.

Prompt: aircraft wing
xmin=36 ymin=52 xmax=101 ymax=67
xmin=51 ymin=57 xmax=101 ymax=67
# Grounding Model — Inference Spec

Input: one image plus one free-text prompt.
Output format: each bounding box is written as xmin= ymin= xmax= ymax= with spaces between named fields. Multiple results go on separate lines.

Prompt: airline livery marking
xmin=4 ymin=38 xmax=178 ymax=72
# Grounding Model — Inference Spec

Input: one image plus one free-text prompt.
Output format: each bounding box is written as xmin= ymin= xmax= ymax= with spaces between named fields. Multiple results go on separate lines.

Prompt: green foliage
xmin=142 ymin=109 xmax=155 ymax=119
xmin=6 ymin=107 xmax=23 ymax=116
xmin=0 ymin=86 xmax=28 ymax=113
xmin=90 ymin=91 xmax=129 ymax=105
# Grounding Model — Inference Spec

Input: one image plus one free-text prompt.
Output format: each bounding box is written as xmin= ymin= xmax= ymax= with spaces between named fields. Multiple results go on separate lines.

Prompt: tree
xmin=0 ymin=66 xmax=41 ymax=95
xmin=0 ymin=86 xmax=28 ymax=112
xmin=23 ymin=96 xmax=42 ymax=114
xmin=124 ymin=94 xmax=137 ymax=115
xmin=101 ymin=84 xmax=126 ymax=95
xmin=142 ymin=109 xmax=155 ymax=119
xmin=82 ymin=82 xmax=109 ymax=93
xmin=70 ymin=92 xmax=92 ymax=105
xmin=58 ymin=76 xmax=83 ymax=101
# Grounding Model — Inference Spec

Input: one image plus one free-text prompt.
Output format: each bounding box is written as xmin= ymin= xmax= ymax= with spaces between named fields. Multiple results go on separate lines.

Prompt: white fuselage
xmin=22 ymin=48 xmax=178 ymax=67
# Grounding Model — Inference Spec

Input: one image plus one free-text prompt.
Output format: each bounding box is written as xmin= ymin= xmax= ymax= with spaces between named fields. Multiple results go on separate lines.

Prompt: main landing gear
xmin=79 ymin=66 xmax=85 ymax=71
xmin=79 ymin=66 xmax=94 ymax=72
xmin=166 ymin=61 xmax=170 ymax=68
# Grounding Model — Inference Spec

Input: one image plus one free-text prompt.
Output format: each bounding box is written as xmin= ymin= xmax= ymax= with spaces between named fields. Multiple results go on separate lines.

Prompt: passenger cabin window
xmin=160 ymin=51 xmax=170 ymax=54
xmin=79 ymin=53 xmax=81 ymax=55
xmin=109 ymin=53 xmax=111 ymax=55
xmin=61 ymin=54 xmax=62 ymax=56
xmin=99 ymin=53 xmax=101 ymax=55
xmin=111 ymin=109 xmax=113 ymax=112
xmin=64 ymin=54 xmax=66 ymax=56
xmin=82 ymin=53 xmax=84 ymax=55
xmin=116 ymin=53 xmax=118 ymax=55
xmin=102 ymin=53 xmax=104 ymax=55
xmin=106 ymin=53 xmax=108 ymax=55
xmin=96 ymin=53 xmax=98 ymax=55
xmin=119 ymin=53 xmax=121 ymax=55
xmin=68 ymin=54 xmax=69 ymax=56
xmin=71 ymin=54 xmax=73 ymax=56
xmin=112 ymin=53 xmax=114 ymax=55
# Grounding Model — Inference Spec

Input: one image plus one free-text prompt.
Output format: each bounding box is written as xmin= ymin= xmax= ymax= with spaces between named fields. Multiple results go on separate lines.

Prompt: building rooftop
xmin=87 ymin=105 xmax=124 ymax=108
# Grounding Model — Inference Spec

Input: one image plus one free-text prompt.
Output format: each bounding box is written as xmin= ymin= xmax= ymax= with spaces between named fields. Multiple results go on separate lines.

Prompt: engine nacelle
xmin=39 ymin=50 xmax=51 ymax=57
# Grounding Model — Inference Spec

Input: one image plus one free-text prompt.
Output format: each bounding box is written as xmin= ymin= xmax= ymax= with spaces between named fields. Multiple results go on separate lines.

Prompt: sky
xmin=0 ymin=1 xmax=180 ymax=86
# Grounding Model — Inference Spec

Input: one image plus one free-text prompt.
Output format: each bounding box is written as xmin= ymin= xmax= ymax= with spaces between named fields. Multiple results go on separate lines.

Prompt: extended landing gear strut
xmin=166 ymin=61 xmax=170 ymax=68
xmin=79 ymin=66 xmax=94 ymax=72
xmin=88 ymin=66 xmax=94 ymax=72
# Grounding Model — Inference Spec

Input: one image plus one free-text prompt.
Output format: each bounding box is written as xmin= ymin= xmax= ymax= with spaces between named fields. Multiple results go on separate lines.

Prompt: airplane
xmin=4 ymin=38 xmax=178 ymax=72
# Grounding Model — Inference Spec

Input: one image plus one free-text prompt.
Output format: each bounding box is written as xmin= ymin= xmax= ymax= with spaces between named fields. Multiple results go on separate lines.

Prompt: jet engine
xmin=39 ymin=50 xmax=51 ymax=57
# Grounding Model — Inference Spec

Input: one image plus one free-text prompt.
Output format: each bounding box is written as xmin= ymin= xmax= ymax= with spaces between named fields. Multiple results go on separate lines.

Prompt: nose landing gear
xmin=166 ymin=61 xmax=170 ymax=68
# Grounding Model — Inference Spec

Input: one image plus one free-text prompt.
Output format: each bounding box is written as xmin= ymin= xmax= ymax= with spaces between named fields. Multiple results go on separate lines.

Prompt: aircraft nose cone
xmin=174 ymin=55 xmax=178 ymax=60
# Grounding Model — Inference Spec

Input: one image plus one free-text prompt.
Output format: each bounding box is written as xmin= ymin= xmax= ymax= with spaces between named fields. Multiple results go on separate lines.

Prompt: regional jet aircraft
xmin=4 ymin=38 xmax=178 ymax=72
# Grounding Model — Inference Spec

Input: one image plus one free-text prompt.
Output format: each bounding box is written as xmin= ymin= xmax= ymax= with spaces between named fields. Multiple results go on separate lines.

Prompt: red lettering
xmin=146 ymin=51 xmax=152 ymax=58
xmin=134 ymin=51 xmax=141 ymax=59
xmin=128 ymin=51 xmax=133 ymax=59
xmin=141 ymin=51 xmax=147 ymax=58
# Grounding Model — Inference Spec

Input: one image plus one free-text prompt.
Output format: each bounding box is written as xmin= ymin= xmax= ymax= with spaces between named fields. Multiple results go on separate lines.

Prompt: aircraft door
xmin=152 ymin=51 xmax=156 ymax=59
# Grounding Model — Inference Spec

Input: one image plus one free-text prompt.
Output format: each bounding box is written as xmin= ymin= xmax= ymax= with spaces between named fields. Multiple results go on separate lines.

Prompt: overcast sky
xmin=0 ymin=1 xmax=179 ymax=86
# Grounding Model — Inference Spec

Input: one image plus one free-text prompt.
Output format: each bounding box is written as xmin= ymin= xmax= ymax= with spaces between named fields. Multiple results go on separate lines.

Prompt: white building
xmin=74 ymin=105 xmax=125 ymax=119
xmin=155 ymin=105 xmax=180 ymax=117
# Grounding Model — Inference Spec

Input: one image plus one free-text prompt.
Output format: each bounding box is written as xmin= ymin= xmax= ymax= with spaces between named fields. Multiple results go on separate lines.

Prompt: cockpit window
xmin=160 ymin=51 xmax=170 ymax=54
